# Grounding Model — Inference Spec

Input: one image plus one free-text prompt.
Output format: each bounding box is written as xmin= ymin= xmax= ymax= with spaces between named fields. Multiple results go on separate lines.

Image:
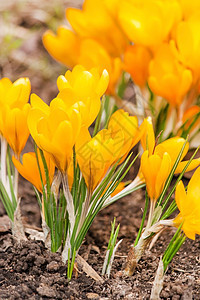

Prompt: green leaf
xmin=134 ymin=190 xmax=149 ymax=246
xmin=162 ymin=224 xmax=186 ymax=272
xmin=0 ymin=179 xmax=15 ymax=221
xmin=6 ymin=152 xmax=17 ymax=207
xmin=155 ymin=103 xmax=169 ymax=140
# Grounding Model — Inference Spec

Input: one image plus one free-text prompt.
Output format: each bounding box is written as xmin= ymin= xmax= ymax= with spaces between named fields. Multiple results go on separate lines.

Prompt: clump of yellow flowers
xmin=0 ymin=66 xmax=146 ymax=279
xmin=0 ymin=0 xmax=200 ymax=288
xmin=43 ymin=0 xmax=200 ymax=144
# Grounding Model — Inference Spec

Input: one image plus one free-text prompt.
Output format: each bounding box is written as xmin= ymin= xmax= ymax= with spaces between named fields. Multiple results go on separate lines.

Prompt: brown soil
xmin=0 ymin=184 xmax=200 ymax=300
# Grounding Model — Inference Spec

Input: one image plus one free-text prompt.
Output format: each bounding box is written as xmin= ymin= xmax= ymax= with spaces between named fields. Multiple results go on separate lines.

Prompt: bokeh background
xmin=0 ymin=0 xmax=82 ymax=103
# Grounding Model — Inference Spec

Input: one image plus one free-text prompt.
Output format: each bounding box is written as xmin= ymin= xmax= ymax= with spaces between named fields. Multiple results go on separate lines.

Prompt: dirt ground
xmin=1 ymin=1 xmax=200 ymax=299
xmin=0 ymin=184 xmax=200 ymax=300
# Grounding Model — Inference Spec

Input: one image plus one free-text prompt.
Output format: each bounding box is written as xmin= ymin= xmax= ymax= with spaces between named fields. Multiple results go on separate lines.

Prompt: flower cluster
xmin=1 ymin=0 xmax=200 ymax=288
xmin=43 ymin=0 xmax=200 ymax=141
xmin=26 ymin=66 xmax=106 ymax=171
xmin=0 ymin=65 xmax=149 ymax=274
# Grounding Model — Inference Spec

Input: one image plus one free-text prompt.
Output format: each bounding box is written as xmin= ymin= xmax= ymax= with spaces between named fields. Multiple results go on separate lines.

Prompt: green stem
xmin=134 ymin=191 xmax=149 ymax=246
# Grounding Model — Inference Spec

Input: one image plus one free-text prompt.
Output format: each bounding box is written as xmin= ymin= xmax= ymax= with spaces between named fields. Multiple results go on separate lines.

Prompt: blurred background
xmin=0 ymin=0 xmax=83 ymax=223
xmin=0 ymin=0 xmax=83 ymax=103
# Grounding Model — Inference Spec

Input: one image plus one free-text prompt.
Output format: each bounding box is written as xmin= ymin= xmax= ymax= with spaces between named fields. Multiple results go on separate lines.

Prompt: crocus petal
xmin=140 ymin=117 xmax=155 ymax=154
xmin=42 ymin=27 xmax=80 ymax=68
xmin=174 ymin=180 xmax=187 ymax=213
xmin=31 ymin=93 xmax=50 ymax=115
xmin=0 ymin=78 xmax=12 ymax=104
xmin=141 ymin=151 xmax=161 ymax=200
xmin=12 ymin=151 xmax=55 ymax=193
xmin=5 ymin=78 xmax=31 ymax=108
xmin=95 ymin=69 xmax=109 ymax=97
xmin=174 ymin=166 xmax=200 ymax=240
xmin=187 ymin=166 xmax=200 ymax=201
xmin=57 ymin=75 xmax=70 ymax=91
xmin=174 ymin=158 xmax=200 ymax=174
xmin=3 ymin=105 xmax=30 ymax=156
xmin=28 ymin=108 xmax=47 ymax=146
xmin=155 ymin=137 xmax=188 ymax=166
xmin=155 ymin=152 xmax=171 ymax=199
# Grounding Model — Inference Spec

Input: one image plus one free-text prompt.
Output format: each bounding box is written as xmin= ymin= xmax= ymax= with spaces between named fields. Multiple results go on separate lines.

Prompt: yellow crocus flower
xmin=0 ymin=77 xmax=31 ymax=156
xmin=2 ymin=104 xmax=30 ymax=157
xmin=141 ymin=150 xmax=171 ymax=201
xmin=124 ymin=45 xmax=152 ymax=88
xmin=43 ymin=29 xmax=120 ymax=95
xmin=148 ymin=43 xmax=193 ymax=106
xmin=141 ymin=116 xmax=200 ymax=171
xmin=66 ymin=0 xmax=127 ymax=57
xmin=174 ymin=166 xmax=200 ymax=240
xmin=119 ymin=0 xmax=181 ymax=50
xmin=140 ymin=117 xmax=200 ymax=200
xmin=77 ymin=39 xmax=122 ymax=95
xmin=57 ymin=65 xmax=109 ymax=101
xmin=0 ymin=77 xmax=30 ymax=109
xmin=170 ymin=12 xmax=200 ymax=83
xmin=43 ymin=27 xmax=80 ymax=69
xmin=12 ymin=150 xmax=55 ymax=193
xmin=28 ymin=94 xmax=81 ymax=173
xmin=77 ymin=109 xmax=146 ymax=192
xmin=57 ymin=65 xmax=109 ymax=127
xmin=140 ymin=117 xmax=155 ymax=153
xmin=108 ymin=109 xmax=145 ymax=160
xmin=76 ymin=129 xmax=115 ymax=191
xmin=28 ymin=65 xmax=109 ymax=172
xmin=76 ymin=123 xmax=138 ymax=192
xmin=155 ymin=137 xmax=200 ymax=174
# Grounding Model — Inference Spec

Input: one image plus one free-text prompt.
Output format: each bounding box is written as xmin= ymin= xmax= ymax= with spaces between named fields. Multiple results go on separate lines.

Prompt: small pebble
xmin=86 ymin=292 xmax=100 ymax=299
xmin=47 ymin=260 xmax=59 ymax=272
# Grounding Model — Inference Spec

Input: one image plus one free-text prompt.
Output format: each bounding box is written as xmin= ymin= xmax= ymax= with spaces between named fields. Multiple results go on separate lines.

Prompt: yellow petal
xmin=3 ymin=106 xmax=30 ymax=156
xmin=57 ymin=75 xmax=70 ymax=91
xmin=155 ymin=137 xmax=188 ymax=166
xmin=174 ymin=158 xmax=200 ymax=174
xmin=96 ymin=69 xmax=109 ymax=97
xmin=42 ymin=27 xmax=80 ymax=68
xmin=50 ymin=97 xmax=69 ymax=113
xmin=76 ymin=126 xmax=91 ymax=152
xmin=124 ymin=44 xmax=152 ymax=87
xmin=0 ymin=77 xmax=12 ymax=104
xmin=28 ymin=108 xmax=47 ymax=146
xmin=30 ymin=94 xmax=50 ymax=115
xmin=155 ymin=152 xmax=171 ymax=199
xmin=187 ymin=166 xmax=200 ymax=201
xmin=140 ymin=117 xmax=155 ymax=154
xmin=141 ymin=151 xmax=162 ymax=200
xmin=12 ymin=151 xmax=55 ymax=193
xmin=5 ymin=77 xmax=31 ymax=108
xmin=182 ymin=227 xmax=195 ymax=240
xmin=175 ymin=180 xmax=187 ymax=213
